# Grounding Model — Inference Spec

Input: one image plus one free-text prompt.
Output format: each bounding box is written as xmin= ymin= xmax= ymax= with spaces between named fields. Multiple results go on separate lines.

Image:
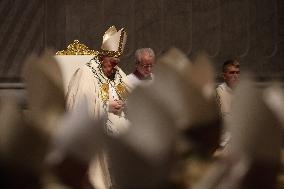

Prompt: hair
xmin=135 ymin=48 xmax=155 ymax=64
xmin=222 ymin=59 xmax=240 ymax=73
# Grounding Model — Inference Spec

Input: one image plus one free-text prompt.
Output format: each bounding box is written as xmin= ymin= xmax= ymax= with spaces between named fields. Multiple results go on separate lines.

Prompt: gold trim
xmin=116 ymin=83 xmax=128 ymax=101
xmin=56 ymin=40 xmax=99 ymax=55
xmin=100 ymin=83 xmax=109 ymax=102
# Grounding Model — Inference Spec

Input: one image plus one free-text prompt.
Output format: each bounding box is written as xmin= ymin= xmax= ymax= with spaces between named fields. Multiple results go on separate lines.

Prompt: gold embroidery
xmin=99 ymin=83 xmax=128 ymax=102
xmin=116 ymin=83 xmax=128 ymax=101
xmin=56 ymin=40 xmax=99 ymax=55
xmin=100 ymin=83 xmax=109 ymax=102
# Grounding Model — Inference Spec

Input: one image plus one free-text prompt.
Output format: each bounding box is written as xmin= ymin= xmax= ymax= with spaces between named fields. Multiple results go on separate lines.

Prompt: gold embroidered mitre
xmin=100 ymin=26 xmax=127 ymax=58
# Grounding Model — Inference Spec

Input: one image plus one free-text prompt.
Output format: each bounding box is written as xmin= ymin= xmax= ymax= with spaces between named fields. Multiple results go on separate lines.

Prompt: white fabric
xmin=55 ymin=55 xmax=94 ymax=94
xmin=216 ymin=82 xmax=233 ymax=147
xmin=127 ymin=73 xmax=154 ymax=89
xmin=66 ymin=57 xmax=131 ymax=133
xmin=126 ymin=73 xmax=141 ymax=88
xmin=216 ymin=82 xmax=232 ymax=117
xmin=66 ymin=57 xmax=131 ymax=189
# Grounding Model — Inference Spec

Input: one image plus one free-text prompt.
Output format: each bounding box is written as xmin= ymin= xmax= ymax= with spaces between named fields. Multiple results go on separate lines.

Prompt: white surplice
xmin=126 ymin=72 xmax=154 ymax=89
xmin=216 ymin=82 xmax=233 ymax=117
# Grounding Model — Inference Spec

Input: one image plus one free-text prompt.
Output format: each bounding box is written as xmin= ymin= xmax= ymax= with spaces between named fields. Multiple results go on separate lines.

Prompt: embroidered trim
xmin=86 ymin=57 xmax=128 ymax=104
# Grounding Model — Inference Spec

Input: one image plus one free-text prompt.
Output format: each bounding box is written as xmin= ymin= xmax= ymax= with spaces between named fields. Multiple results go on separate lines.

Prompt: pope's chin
xmin=107 ymin=70 xmax=116 ymax=78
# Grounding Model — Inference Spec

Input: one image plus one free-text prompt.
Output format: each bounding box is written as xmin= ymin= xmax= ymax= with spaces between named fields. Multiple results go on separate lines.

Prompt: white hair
xmin=135 ymin=48 xmax=155 ymax=64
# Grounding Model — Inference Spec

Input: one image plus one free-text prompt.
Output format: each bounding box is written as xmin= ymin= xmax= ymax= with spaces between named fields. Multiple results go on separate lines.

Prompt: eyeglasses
xmin=227 ymin=71 xmax=240 ymax=74
xmin=140 ymin=64 xmax=153 ymax=68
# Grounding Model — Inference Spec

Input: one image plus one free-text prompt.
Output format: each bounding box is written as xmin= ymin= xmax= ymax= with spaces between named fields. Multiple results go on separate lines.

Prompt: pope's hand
xmin=108 ymin=100 xmax=125 ymax=115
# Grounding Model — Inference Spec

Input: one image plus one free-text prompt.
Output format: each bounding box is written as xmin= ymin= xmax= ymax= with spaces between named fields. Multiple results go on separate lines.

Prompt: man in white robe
xmin=216 ymin=59 xmax=240 ymax=148
xmin=66 ymin=26 xmax=130 ymax=189
xmin=66 ymin=56 xmax=130 ymax=134
xmin=216 ymin=59 xmax=240 ymax=117
xmin=127 ymin=48 xmax=155 ymax=88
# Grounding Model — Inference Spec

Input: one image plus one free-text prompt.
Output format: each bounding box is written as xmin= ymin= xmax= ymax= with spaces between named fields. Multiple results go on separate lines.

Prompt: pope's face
xmin=223 ymin=65 xmax=240 ymax=88
xmin=102 ymin=56 xmax=120 ymax=77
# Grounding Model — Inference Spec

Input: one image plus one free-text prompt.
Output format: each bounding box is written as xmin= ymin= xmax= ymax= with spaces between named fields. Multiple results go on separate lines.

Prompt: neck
xmin=224 ymin=82 xmax=233 ymax=91
xmin=133 ymin=70 xmax=152 ymax=80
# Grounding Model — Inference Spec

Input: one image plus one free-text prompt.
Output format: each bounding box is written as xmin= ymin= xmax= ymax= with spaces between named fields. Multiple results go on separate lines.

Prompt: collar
xmin=133 ymin=70 xmax=152 ymax=80
xmin=223 ymin=82 xmax=233 ymax=93
xmin=87 ymin=58 xmax=121 ymax=82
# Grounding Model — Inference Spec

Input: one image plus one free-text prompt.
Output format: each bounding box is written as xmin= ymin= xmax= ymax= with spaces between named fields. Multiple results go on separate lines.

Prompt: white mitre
xmin=100 ymin=26 xmax=127 ymax=58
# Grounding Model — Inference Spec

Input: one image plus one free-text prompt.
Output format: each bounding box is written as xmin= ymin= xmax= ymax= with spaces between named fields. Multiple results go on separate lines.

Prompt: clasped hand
xmin=108 ymin=99 xmax=125 ymax=115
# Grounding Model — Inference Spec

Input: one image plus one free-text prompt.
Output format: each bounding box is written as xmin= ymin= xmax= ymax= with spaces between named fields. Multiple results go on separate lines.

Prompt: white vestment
xmin=66 ymin=57 xmax=131 ymax=189
xmin=216 ymin=82 xmax=233 ymax=147
xmin=127 ymin=73 xmax=154 ymax=89
xmin=216 ymin=82 xmax=233 ymax=117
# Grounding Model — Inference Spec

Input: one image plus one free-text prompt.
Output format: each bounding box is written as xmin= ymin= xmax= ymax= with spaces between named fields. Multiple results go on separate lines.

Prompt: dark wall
xmin=0 ymin=0 xmax=283 ymax=83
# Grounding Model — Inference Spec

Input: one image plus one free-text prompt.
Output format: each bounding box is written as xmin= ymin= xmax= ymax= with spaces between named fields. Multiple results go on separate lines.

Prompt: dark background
xmin=0 ymin=0 xmax=283 ymax=85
